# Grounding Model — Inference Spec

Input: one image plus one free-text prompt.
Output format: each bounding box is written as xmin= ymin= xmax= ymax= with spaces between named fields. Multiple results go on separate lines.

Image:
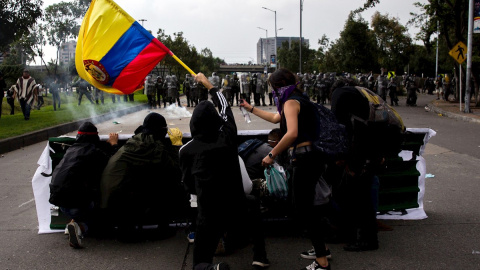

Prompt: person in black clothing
xmin=240 ymin=128 xmax=282 ymax=180
xmin=241 ymin=68 xmax=331 ymax=270
xmin=330 ymin=86 xmax=387 ymax=252
xmin=100 ymin=112 xmax=187 ymax=242
xmin=180 ymin=73 xmax=269 ymax=270
xmin=72 ymin=78 xmax=94 ymax=105
xmin=49 ymin=122 xmax=119 ymax=249
xmin=50 ymin=78 xmax=62 ymax=111
xmin=0 ymin=71 xmax=6 ymax=118
xmin=6 ymin=85 xmax=15 ymax=115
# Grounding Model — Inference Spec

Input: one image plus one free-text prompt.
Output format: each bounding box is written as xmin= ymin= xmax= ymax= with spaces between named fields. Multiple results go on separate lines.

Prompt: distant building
xmin=256 ymin=37 xmax=309 ymax=65
xmin=59 ymin=40 xmax=76 ymax=65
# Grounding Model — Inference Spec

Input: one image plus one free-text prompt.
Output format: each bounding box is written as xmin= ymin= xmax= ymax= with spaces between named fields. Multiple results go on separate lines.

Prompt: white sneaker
xmin=67 ymin=221 xmax=83 ymax=249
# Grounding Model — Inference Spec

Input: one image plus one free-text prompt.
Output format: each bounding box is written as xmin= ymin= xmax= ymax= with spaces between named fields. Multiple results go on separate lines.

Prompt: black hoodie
xmin=179 ymin=88 xmax=246 ymax=224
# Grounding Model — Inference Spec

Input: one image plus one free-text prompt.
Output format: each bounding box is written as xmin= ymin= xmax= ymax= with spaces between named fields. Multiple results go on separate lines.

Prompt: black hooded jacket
xmin=179 ymin=88 xmax=247 ymax=223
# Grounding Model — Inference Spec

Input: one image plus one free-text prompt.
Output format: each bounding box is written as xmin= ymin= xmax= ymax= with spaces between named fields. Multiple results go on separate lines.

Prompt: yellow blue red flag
xmin=75 ymin=0 xmax=173 ymax=95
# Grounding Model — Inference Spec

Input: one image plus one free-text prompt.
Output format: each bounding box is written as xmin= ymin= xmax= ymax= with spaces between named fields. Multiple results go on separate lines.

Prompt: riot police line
xmin=143 ymin=70 xmax=449 ymax=109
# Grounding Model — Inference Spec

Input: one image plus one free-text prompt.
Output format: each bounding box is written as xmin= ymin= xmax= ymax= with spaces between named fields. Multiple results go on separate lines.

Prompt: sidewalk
xmin=426 ymin=96 xmax=480 ymax=124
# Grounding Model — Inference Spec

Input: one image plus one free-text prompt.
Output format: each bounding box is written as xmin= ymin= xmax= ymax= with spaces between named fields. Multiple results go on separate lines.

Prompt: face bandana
xmin=272 ymin=82 xmax=300 ymax=114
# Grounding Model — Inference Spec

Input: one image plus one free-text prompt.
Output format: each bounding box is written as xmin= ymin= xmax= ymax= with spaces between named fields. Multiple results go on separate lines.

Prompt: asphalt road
xmin=1 ymin=93 xmax=480 ymax=269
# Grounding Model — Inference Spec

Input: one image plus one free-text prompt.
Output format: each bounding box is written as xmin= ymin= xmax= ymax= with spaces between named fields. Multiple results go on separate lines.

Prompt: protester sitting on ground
xmin=100 ymin=112 xmax=188 ymax=242
xmin=49 ymin=122 xmax=119 ymax=249
xmin=240 ymin=68 xmax=331 ymax=270
xmin=180 ymin=73 xmax=269 ymax=270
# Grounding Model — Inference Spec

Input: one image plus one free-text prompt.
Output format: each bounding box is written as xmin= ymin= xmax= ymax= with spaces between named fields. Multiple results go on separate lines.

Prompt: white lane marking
xmin=18 ymin=198 xmax=35 ymax=208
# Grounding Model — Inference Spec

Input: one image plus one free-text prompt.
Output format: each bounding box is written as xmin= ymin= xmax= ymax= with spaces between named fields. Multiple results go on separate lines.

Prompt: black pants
xmin=0 ymin=97 xmax=3 ymax=117
xmin=290 ymin=151 xmax=330 ymax=258
xmin=95 ymin=89 xmax=104 ymax=104
xmin=193 ymin=197 xmax=265 ymax=269
xmin=147 ymin=94 xmax=156 ymax=108
xmin=52 ymin=92 xmax=61 ymax=110
xmin=78 ymin=91 xmax=94 ymax=105
xmin=111 ymin=94 xmax=120 ymax=103
xmin=341 ymin=172 xmax=378 ymax=244
xmin=7 ymin=97 xmax=14 ymax=114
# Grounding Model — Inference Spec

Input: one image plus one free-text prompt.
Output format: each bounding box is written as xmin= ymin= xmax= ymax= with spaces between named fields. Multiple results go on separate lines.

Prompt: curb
xmin=427 ymin=103 xmax=480 ymax=124
xmin=0 ymin=104 xmax=148 ymax=155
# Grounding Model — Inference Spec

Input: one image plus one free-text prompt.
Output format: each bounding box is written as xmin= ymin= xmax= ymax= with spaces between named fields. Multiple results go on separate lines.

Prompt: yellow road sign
xmin=449 ymin=41 xmax=467 ymax=64
xmin=387 ymin=71 xmax=396 ymax=79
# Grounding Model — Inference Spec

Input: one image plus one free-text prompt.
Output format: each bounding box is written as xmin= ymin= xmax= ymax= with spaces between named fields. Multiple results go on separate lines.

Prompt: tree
xmin=324 ymin=13 xmax=379 ymax=73
xmin=371 ymin=12 xmax=413 ymax=72
xmin=359 ymin=0 xmax=480 ymax=106
xmin=44 ymin=1 xmax=83 ymax=76
xmin=0 ymin=0 xmax=43 ymax=51
xmin=156 ymin=29 xmax=222 ymax=77
xmin=277 ymin=40 xmax=316 ymax=73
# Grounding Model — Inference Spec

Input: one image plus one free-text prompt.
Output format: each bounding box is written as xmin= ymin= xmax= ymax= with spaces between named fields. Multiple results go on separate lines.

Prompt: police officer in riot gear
xmin=232 ymin=73 xmax=240 ymax=106
xmin=223 ymin=74 xmax=233 ymax=106
xmin=387 ymin=77 xmax=399 ymax=106
xmin=404 ymin=75 xmax=418 ymax=106
xmin=184 ymin=74 xmax=192 ymax=107
xmin=146 ymin=75 xmax=156 ymax=109
xmin=155 ymin=76 xmax=166 ymax=108
xmin=375 ymin=73 xmax=387 ymax=100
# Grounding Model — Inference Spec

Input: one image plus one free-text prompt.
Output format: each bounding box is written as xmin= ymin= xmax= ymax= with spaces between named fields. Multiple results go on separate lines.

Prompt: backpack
xmin=311 ymin=102 xmax=350 ymax=162
xmin=352 ymin=86 xmax=405 ymax=156
xmin=238 ymin=138 xmax=264 ymax=160
xmin=288 ymin=94 xmax=349 ymax=162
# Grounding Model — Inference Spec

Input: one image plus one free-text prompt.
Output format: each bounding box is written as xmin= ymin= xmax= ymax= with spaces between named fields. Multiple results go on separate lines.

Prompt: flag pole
xmin=170 ymin=54 xmax=196 ymax=76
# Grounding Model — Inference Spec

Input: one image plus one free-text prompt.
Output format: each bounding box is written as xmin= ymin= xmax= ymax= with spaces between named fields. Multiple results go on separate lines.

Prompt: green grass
xmin=0 ymin=92 xmax=147 ymax=140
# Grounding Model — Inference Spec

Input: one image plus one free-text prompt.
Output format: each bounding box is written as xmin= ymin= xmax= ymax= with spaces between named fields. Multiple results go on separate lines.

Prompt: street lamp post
xmin=300 ymin=0 xmax=304 ymax=73
xmin=257 ymin=27 xmax=268 ymax=64
xmin=262 ymin=7 xmax=277 ymax=70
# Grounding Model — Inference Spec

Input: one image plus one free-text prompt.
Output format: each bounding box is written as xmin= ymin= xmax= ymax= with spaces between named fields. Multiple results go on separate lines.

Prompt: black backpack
xmin=311 ymin=102 xmax=350 ymax=162
xmin=238 ymin=138 xmax=264 ymax=160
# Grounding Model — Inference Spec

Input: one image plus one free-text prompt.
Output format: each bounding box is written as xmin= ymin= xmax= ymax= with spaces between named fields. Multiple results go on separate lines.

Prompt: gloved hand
xmin=168 ymin=127 xmax=183 ymax=146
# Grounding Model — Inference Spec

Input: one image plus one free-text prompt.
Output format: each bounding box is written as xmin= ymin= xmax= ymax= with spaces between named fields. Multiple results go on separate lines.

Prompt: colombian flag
xmin=75 ymin=0 xmax=172 ymax=95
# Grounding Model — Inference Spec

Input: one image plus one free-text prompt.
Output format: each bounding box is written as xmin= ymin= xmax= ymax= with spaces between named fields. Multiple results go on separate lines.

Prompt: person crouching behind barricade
xmin=100 ymin=112 xmax=188 ymax=242
xmin=49 ymin=122 xmax=119 ymax=249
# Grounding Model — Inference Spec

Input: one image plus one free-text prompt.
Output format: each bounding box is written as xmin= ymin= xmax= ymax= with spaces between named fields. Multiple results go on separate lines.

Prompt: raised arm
xmin=240 ymin=99 xmax=281 ymax=124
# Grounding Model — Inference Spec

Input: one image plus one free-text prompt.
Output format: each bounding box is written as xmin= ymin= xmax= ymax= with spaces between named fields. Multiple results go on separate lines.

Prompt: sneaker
xmin=67 ymin=221 xmax=83 ymax=249
xmin=187 ymin=231 xmax=195 ymax=243
xmin=252 ymin=255 xmax=270 ymax=268
xmin=300 ymin=248 xmax=332 ymax=260
xmin=301 ymin=260 xmax=330 ymax=270
xmin=207 ymin=262 xmax=230 ymax=270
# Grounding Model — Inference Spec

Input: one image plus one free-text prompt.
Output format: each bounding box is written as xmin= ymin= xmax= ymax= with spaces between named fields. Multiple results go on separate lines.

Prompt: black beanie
xmin=76 ymin=122 xmax=99 ymax=143
xmin=78 ymin=122 xmax=98 ymax=135
xmin=135 ymin=112 xmax=167 ymax=139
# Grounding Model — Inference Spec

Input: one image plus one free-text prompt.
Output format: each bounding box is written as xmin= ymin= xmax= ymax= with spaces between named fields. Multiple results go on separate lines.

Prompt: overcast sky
xmin=37 ymin=0 xmax=427 ymax=65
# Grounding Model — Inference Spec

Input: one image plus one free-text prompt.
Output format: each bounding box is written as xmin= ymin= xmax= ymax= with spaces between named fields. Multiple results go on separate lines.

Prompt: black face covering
xmin=135 ymin=112 xmax=168 ymax=140
xmin=190 ymin=100 xmax=223 ymax=141
xmin=76 ymin=122 xmax=100 ymax=143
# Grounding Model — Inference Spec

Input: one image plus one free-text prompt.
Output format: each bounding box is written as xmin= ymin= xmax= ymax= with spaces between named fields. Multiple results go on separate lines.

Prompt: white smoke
xmin=162 ymin=104 xmax=192 ymax=119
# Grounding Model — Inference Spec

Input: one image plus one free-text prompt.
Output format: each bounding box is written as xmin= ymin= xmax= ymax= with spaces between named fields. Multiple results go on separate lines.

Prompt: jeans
xmin=19 ymin=98 xmax=31 ymax=120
